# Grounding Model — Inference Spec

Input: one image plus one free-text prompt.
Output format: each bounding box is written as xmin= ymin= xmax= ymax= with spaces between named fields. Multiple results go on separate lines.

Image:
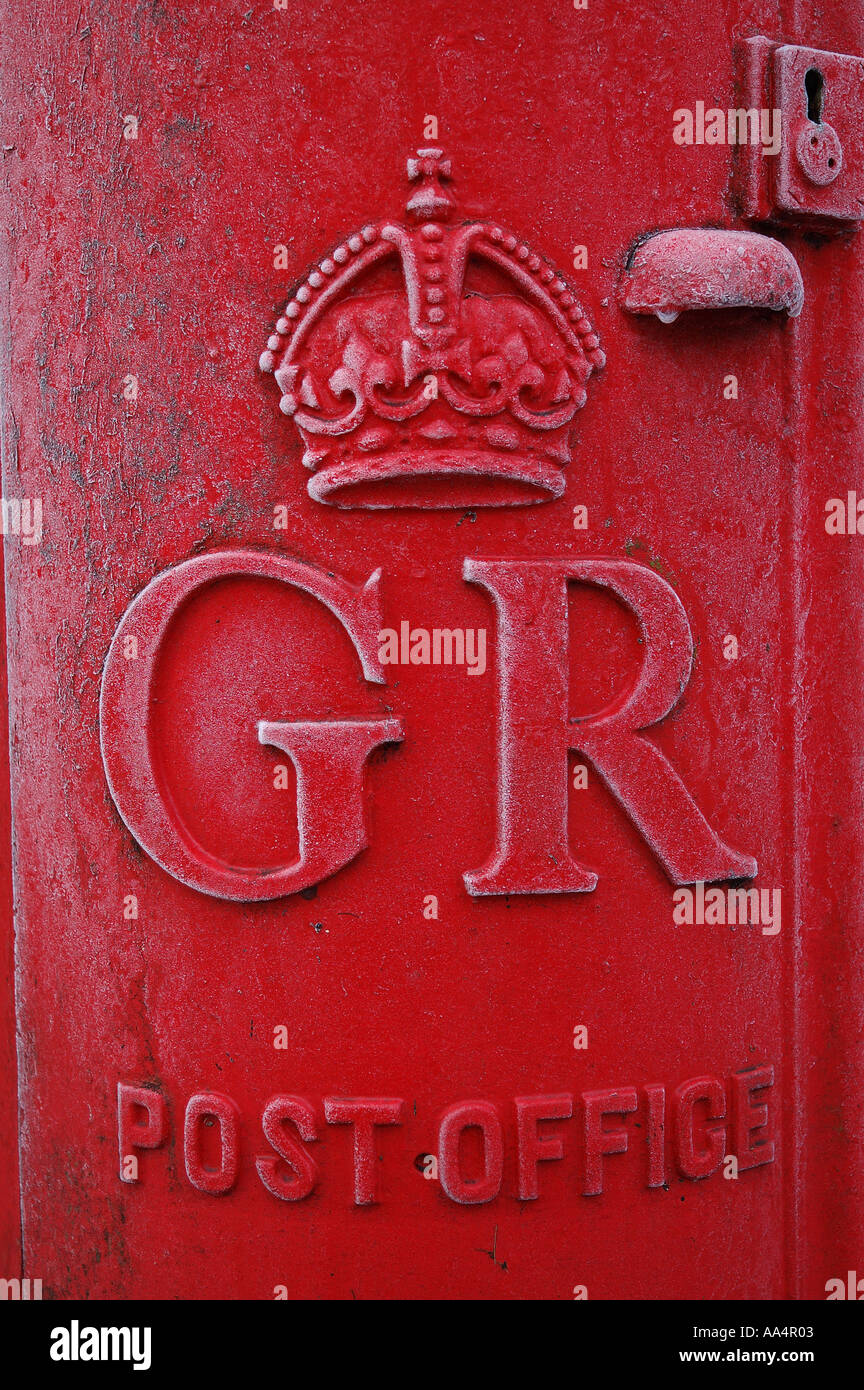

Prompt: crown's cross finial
xmin=406 ymin=147 xmax=455 ymax=221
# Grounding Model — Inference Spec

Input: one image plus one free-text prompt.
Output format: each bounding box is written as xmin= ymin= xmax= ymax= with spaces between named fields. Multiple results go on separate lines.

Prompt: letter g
xmin=100 ymin=550 xmax=402 ymax=899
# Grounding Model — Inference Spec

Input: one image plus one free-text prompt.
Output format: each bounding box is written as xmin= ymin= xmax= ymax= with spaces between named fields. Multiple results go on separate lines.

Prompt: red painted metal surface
xmin=1 ymin=0 xmax=863 ymax=1301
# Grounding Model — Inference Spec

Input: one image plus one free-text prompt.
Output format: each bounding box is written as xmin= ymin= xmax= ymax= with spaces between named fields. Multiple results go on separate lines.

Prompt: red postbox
xmin=1 ymin=0 xmax=863 ymax=1301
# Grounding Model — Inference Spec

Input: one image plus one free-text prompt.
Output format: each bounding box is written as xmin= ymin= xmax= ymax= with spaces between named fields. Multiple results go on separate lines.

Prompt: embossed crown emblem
xmin=260 ymin=147 xmax=605 ymax=508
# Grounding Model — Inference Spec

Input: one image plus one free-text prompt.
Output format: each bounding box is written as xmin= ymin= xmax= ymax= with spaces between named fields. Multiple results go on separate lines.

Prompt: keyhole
xmin=805 ymin=67 xmax=824 ymax=123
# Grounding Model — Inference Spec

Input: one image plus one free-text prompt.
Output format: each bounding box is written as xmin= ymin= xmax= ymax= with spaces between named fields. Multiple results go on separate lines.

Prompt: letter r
xmin=463 ymin=558 xmax=756 ymax=894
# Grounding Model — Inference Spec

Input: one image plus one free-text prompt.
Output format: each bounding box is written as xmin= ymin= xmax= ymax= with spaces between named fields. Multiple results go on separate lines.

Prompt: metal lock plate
xmin=773 ymin=43 xmax=864 ymax=220
xmin=736 ymin=37 xmax=864 ymax=224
